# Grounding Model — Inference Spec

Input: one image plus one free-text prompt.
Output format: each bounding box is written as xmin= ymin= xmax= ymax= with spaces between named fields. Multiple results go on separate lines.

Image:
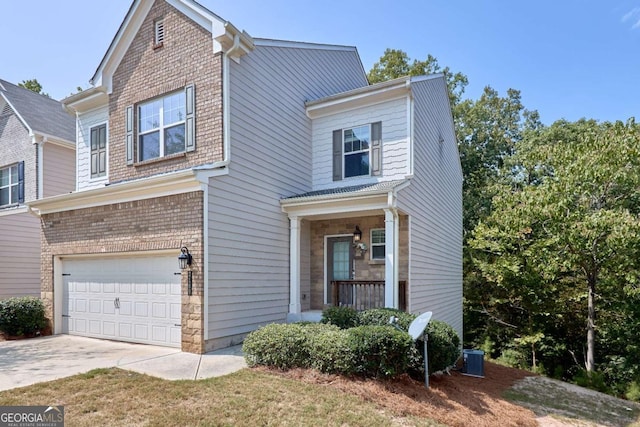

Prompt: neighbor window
xmin=90 ymin=124 xmax=107 ymax=178
xmin=343 ymin=125 xmax=370 ymax=178
xmin=371 ymin=229 xmax=385 ymax=260
xmin=138 ymin=91 xmax=186 ymax=161
xmin=0 ymin=162 xmax=23 ymax=206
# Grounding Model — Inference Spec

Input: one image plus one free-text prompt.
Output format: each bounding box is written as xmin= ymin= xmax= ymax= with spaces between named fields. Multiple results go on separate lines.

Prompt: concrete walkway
xmin=0 ymin=335 xmax=246 ymax=391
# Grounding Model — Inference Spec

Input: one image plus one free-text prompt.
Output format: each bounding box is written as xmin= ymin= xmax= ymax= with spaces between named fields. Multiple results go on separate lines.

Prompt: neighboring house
xmin=28 ymin=0 xmax=462 ymax=354
xmin=0 ymin=79 xmax=75 ymax=299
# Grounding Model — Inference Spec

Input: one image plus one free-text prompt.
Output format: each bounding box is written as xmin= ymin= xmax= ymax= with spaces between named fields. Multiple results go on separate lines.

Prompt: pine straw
xmin=257 ymin=361 xmax=538 ymax=427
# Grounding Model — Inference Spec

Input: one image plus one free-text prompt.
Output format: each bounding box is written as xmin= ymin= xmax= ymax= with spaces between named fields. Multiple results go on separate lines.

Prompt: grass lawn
xmin=0 ymin=368 xmax=440 ymax=426
xmin=2 ymin=362 xmax=640 ymax=426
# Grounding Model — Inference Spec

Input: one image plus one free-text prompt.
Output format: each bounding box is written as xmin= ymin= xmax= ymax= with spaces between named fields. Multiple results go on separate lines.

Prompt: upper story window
xmin=90 ymin=124 xmax=107 ymax=178
xmin=138 ymin=91 xmax=185 ymax=161
xmin=0 ymin=162 xmax=24 ymax=207
xmin=333 ymin=121 xmax=382 ymax=181
xmin=371 ymin=229 xmax=385 ymax=260
xmin=125 ymin=85 xmax=195 ymax=165
xmin=344 ymin=125 xmax=370 ymax=178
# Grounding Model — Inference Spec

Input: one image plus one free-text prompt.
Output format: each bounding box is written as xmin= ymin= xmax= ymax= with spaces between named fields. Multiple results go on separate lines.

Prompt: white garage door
xmin=62 ymin=255 xmax=182 ymax=348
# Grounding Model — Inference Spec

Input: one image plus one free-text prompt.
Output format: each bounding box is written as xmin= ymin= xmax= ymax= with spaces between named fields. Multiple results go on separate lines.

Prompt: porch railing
xmin=331 ymin=280 xmax=407 ymax=311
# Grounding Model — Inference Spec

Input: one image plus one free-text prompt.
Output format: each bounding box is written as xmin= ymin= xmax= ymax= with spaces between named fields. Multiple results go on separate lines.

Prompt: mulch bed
xmin=259 ymin=361 xmax=538 ymax=426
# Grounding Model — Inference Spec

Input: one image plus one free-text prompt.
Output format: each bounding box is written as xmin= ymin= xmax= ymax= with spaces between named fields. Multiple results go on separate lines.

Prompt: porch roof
xmin=281 ymin=180 xmax=408 ymax=204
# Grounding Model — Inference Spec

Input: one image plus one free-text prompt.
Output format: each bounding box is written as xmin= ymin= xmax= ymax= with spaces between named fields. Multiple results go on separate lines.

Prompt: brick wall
xmin=0 ymin=110 xmax=37 ymax=203
xmin=108 ymin=0 xmax=223 ymax=183
xmin=309 ymin=215 xmax=409 ymax=310
xmin=40 ymin=191 xmax=205 ymax=353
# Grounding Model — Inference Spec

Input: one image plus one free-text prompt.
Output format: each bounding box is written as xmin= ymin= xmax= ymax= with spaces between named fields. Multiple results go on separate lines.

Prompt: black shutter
xmin=18 ymin=161 xmax=24 ymax=203
xmin=125 ymin=105 xmax=134 ymax=165
xmin=185 ymin=84 xmax=195 ymax=152
xmin=371 ymin=121 xmax=382 ymax=176
xmin=332 ymin=129 xmax=342 ymax=181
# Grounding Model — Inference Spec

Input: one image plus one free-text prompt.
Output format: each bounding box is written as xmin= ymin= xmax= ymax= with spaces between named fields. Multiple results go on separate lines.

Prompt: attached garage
xmin=61 ymin=255 xmax=182 ymax=348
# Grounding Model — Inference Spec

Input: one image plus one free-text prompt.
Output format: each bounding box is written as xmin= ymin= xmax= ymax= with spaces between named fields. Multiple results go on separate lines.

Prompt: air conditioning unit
xmin=462 ymin=349 xmax=485 ymax=378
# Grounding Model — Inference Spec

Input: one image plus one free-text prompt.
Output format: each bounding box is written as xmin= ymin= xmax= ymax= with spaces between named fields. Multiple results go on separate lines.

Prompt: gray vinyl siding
xmin=43 ymin=143 xmax=75 ymax=198
xmin=0 ymin=110 xmax=36 ymax=203
xmin=0 ymin=211 xmax=40 ymax=299
xmin=395 ymin=77 xmax=463 ymax=340
xmin=207 ymin=44 xmax=367 ymax=342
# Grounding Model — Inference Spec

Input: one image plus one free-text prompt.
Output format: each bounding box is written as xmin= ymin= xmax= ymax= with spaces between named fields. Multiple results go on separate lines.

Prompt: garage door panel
xmin=62 ymin=255 xmax=182 ymax=348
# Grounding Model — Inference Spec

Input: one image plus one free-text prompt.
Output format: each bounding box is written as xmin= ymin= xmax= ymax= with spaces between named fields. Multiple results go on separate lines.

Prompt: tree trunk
xmin=586 ymin=276 xmax=596 ymax=372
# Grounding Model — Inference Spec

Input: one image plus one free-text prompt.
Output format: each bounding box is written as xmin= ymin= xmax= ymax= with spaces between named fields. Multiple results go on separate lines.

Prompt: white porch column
xmin=384 ymin=208 xmax=399 ymax=308
xmin=289 ymin=216 xmax=302 ymax=314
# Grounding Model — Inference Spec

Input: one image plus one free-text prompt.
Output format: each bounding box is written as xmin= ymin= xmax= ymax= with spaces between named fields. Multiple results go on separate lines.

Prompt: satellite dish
xmin=408 ymin=311 xmax=432 ymax=340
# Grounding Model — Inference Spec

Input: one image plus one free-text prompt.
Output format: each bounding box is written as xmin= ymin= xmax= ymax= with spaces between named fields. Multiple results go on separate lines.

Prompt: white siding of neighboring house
xmin=206 ymin=43 xmax=368 ymax=348
xmin=76 ymin=106 xmax=109 ymax=191
xmin=311 ymin=97 xmax=409 ymax=190
xmin=395 ymin=76 xmax=463 ymax=340
xmin=0 ymin=210 xmax=40 ymax=299
xmin=43 ymin=143 xmax=75 ymax=198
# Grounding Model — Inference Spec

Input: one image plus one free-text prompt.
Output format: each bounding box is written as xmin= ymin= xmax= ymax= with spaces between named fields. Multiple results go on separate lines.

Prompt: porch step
xmin=287 ymin=311 xmax=323 ymax=323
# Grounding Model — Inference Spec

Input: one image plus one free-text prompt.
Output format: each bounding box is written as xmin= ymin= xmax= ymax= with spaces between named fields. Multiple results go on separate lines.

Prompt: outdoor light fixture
xmin=178 ymin=246 xmax=194 ymax=295
xmin=353 ymin=226 xmax=362 ymax=242
xmin=178 ymin=246 xmax=192 ymax=269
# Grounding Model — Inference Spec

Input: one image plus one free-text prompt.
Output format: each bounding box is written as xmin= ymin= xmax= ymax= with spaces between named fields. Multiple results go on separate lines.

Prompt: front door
xmin=327 ymin=236 xmax=353 ymax=304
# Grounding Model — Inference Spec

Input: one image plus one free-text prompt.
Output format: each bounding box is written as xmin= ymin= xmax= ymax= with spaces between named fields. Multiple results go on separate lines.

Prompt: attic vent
xmin=154 ymin=19 xmax=164 ymax=47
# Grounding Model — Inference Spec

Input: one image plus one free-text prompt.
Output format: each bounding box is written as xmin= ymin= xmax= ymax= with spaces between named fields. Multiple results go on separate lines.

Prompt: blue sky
xmin=1 ymin=1 xmax=638 ymax=125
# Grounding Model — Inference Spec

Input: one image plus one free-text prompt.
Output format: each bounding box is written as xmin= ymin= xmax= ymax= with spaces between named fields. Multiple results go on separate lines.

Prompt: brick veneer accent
xmin=108 ymin=0 xmax=223 ymax=183
xmin=309 ymin=215 xmax=409 ymax=310
xmin=40 ymin=191 xmax=205 ymax=353
xmin=0 ymin=110 xmax=37 ymax=203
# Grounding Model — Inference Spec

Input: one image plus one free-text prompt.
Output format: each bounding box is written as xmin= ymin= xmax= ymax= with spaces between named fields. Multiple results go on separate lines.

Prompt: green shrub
xmin=0 ymin=297 xmax=46 ymax=336
xmin=410 ymin=320 xmax=461 ymax=376
xmin=307 ymin=328 xmax=353 ymax=374
xmin=242 ymin=323 xmax=310 ymax=369
xmin=496 ymin=348 xmax=528 ymax=370
xmin=357 ymin=308 xmax=416 ymax=330
xmin=345 ymin=325 xmax=412 ymax=378
xmin=572 ymin=369 xmax=610 ymax=394
xmin=626 ymin=380 xmax=640 ymax=402
xmin=321 ymin=306 xmax=358 ymax=329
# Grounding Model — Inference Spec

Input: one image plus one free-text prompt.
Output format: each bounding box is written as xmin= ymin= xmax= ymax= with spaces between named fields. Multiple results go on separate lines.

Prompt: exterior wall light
xmin=178 ymin=246 xmax=193 ymax=296
xmin=353 ymin=226 xmax=362 ymax=242
xmin=178 ymin=246 xmax=192 ymax=270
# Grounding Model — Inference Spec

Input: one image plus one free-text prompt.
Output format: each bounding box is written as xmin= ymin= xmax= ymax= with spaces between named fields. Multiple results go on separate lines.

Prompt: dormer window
xmin=154 ymin=19 xmax=164 ymax=47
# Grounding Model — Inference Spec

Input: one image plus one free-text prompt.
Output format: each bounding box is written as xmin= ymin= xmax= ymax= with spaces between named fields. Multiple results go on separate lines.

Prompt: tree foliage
xmin=18 ymin=79 xmax=49 ymax=97
xmin=471 ymin=119 xmax=640 ymax=375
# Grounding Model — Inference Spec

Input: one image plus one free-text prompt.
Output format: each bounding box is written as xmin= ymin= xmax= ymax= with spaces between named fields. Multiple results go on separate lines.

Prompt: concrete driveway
xmin=0 ymin=335 xmax=246 ymax=391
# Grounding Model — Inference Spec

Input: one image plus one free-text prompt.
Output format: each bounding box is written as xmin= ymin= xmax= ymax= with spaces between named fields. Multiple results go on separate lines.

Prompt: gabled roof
xmin=91 ymin=0 xmax=253 ymax=93
xmin=0 ymin=79 xmax=75 ymax=143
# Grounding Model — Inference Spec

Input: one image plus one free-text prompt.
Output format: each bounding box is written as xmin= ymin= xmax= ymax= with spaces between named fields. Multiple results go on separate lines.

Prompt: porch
xmin=331 ymin=280 xmax=407 ymax=311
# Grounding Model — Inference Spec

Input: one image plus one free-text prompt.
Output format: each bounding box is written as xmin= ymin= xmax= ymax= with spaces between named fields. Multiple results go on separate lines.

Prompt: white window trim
xmin=342 ymin=124 xmax=371 ymax=179
xmin=137 ymin=92 xmax=185 ymax=162
xmin=0 ymin=164 xmax=20 ymax=207
xmin=370 ymin=228 xmax=385 ymax=261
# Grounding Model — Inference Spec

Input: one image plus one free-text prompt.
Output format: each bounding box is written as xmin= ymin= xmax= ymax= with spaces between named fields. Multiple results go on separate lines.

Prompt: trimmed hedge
xmin=243 ymin=322 xmax=412 ymax=378
xmin=0 ymin=296 xmax=47 ymax=337
xmin=243 ymin=308 xmax=461 ymax=379
xmin=345 ymin=325 xmax=412 ymax=378
xmin=321 ymin=306 xmax=358 ymax=329
xmin=357 ymin=307 xmax=416 ymax=330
